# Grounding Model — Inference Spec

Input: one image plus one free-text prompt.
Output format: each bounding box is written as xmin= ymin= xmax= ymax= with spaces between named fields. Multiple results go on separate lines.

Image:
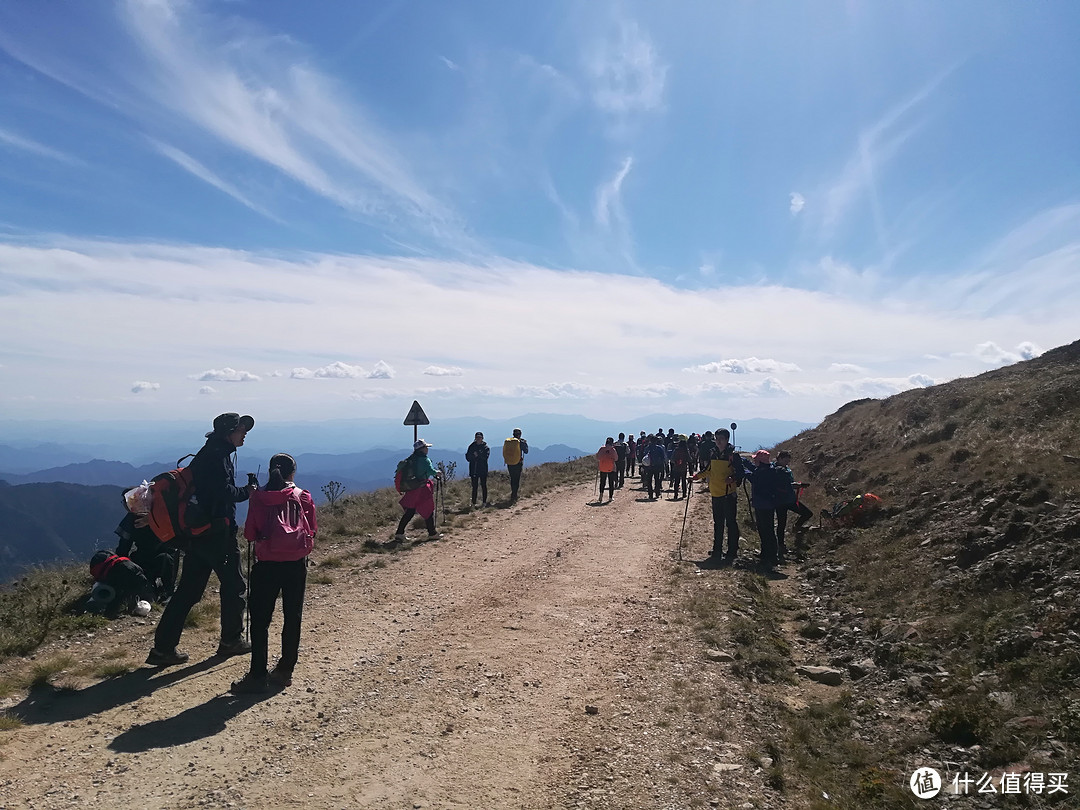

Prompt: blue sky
xmin=0 ymin=0 xmax=1077 ymax=425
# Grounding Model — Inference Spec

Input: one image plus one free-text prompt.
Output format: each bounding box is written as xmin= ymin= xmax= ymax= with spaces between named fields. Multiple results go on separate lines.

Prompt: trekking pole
xmin=678 ymin=479 xmax=692 ymax=561
xmin=742 ymin=480 xmax=757 ymax=531
xmin=594 ymin=469 xmax=600 ymax=502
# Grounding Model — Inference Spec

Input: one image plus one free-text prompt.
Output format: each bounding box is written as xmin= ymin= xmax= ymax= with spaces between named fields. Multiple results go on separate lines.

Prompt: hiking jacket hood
xmin=191 ymin=433 xmax=250 ymax=525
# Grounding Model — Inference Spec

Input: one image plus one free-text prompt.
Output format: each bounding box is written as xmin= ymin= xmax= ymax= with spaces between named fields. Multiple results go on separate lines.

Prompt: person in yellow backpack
xmin=502 ymin=428 xmax=529 ymax=502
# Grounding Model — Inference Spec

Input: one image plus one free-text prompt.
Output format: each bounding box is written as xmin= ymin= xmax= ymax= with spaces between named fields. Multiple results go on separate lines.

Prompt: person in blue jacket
xmin=641 ymin=434 xmax=667 ymax=501
xmin=774 ymin=450 xmax=813 ymax=558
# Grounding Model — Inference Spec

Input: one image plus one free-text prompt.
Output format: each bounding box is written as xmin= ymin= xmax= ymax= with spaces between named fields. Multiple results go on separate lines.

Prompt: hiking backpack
xmin=146 ymin=455 xmax=211 ymax=546
xmin=503 ymin=437 xmax=522 ymax=465
xmin=394 ymin=457 xmax=422 ymax=493
xmin=250 ymin=487 xmax=314 ymax=562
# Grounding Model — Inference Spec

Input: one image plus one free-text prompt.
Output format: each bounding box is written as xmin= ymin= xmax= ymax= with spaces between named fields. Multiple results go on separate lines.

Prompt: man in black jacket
xmin=147 ymin=413 xmax=256 ymax=666
xmin=466 ymin=431 xmax=491 ymax=507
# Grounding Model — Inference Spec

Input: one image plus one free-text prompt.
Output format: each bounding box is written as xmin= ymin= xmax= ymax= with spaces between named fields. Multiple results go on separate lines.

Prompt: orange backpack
xmin=147 ymin=455 xmax=212 ymax=546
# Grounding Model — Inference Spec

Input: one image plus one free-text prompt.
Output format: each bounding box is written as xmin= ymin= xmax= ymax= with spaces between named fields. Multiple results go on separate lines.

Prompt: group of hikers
xmin=595 ymin=427 xmax=813 ymax=568
xmin=88 ymin=412 xmax=815 ymax=696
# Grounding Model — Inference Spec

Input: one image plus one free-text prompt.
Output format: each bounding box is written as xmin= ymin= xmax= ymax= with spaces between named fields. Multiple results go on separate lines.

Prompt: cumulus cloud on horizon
xmin=199 ymin=385 xmax=216 ymax=395
xmin=194 ymin=367 xmax=261 ymax=382
xmin=973 ymin=341 xmax=1043 ymax=366
xmin=684 ymin=358 xmax=802 ymax=375
xmin=367 ymin=360 xmax=395 ymax=379
xmin=291 ymin=362 xmax=365 ymax=379
xmin=131 ymin=380 xmax=159 ymax=393
xmin=423 ymin=365 xmax=464 ymax=377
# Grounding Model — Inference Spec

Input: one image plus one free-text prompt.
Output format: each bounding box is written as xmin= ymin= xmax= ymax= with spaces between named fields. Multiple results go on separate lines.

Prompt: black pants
xmin=756 ymin=507 xmax=779 ymax=564
xmin=627 ymin=456 xmax=636 ymax=476
xmin=508 ymin=463 xmax=523 ymax=500
xmin=104 ymin=559 xmax=156 ymax=614
xmin=775 ymin=502 xmax=813 ymax=551
xmin=397 ymin=509 xmax=437 ymax=536
xmin=470 ymin=473 xmax=488 ymax=505
xmin=670 ymin=465 xmax=688 ymax=498
xmin=644 ymin=468 xmax=662 ymax=499
xmin=599 ymin=471 xmax=616 ymax=500
xmin=710 ymin=494 xmax=740 ymax=556
xmin=615 ymin=459 xmax=626 ymax=488
xmin=248 ymin=558 xmax=307 ymax=678
xmin=130 ymin=548 xmax=178 ymax=600
xmin=154 ymin=524 xmax=246 ymax=651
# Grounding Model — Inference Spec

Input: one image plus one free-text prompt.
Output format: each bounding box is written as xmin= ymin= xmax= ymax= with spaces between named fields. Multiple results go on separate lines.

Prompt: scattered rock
xmin=796 ymin=665 xmax=843 ymax=686
xmin=704 ymin=649 xmax=735 ymax=663
xmin=584 ymin=705 xmax=599 ymax=715
xmin=847 ymin=659 xmax=876 ymax=680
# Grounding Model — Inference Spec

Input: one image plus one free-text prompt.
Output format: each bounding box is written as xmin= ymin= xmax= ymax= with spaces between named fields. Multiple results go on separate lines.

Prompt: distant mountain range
xmin=0 ymin=412 xmax=813 ymax=472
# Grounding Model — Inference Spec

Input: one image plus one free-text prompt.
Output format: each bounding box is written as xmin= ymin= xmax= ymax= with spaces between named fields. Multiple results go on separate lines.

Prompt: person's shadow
xmin=109 ymin=692 xmax=271 ymax=753
xmin=8 ymin=657 xmax=222 ymax=725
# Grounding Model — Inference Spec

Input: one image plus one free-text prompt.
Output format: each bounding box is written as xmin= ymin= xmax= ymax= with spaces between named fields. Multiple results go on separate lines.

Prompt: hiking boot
xmin=393 ymin=532 xmax=408 ymax=541
xmin=268 ymin=666 xmax=293 ymax=687
xmin=229 ymin=673 xmax=267 ymax=695
xmin=427 ymin=532 xmax=443 ymax=540
xmin=146 ymin=647 xmax=189 ymax=667
xmin=216 ymin=638 xmax=252 ymax=657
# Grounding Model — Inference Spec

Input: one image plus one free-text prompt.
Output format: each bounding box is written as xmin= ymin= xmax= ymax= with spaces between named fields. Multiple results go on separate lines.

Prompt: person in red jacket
xmin=596 ymin=437 xmax=618 ymax=503
xmin=231 ymin=452 xmax=317 ymax=694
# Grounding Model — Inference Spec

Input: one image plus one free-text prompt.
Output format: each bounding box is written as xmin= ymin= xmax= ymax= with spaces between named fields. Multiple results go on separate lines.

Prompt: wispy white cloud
xmin=828 ymin=363 xmax=867 ymax=374
xmin=423 ymin=365 xmax=463 ymax=377
xmin=438 ymin=55 xmax=460 ymax=71
xmin=684 ymin=358 xmax=802 ymax=374
xmin=789 ymin=192 xmax=805 ymax=216
xmin=0 ymin=127 xmax=80 ymax=164
xmin=586 ymin=18 xmax=666 ymax=121
xmin=131 ymin=380 xmax=159 ymax=393
xmin=151 ymin=139 xmax=279 ymax=220
xmin=194 ymin=367 xmax=261 ymax=382
xmin=199 ymin=385 xmax=216 ymax=395
xmin=819 ymin=71 xmax=949 ymax=246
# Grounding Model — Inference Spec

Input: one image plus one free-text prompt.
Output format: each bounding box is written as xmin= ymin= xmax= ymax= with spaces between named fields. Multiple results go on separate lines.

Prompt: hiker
xmin=88 ymin=550 xmax=156 ymax=617
xmin=613 ymin=433 xmax=629 ymax=489
xmin=669 ymin=436 xmax=690 ymax=500
xmin=596 ymin=437 xmax=618 ymax=503
xmin=231 ymin=453 xmax=317 ymax=694
xmin=693 ymin=428 xmax=743 ymax=561
xmin=465 ymin=431 xmax=491 ymax=507
xmin=394 ymin=439 xmax=444 ymax=540
xmin=503 ymin=428 xmax=529 ymax=502
xmin=686 ymin=433 xmax=699 ymax=476
xmin=114 ymin=504 xmax=179 ymax=603
xmin=147 ymin=412 xmax=255 ymax=667
xmin=641 ymin=435 xmax=667 ymax=500
xmin=743 ymin=450 xmax=783 ymax=568
xmin=696 ymin=431 xmax=714 ymax=486
xmin=626 ymin=434 xmax=637 ymax=477
xmin=774 ymin=450 xmax=812 ymax=558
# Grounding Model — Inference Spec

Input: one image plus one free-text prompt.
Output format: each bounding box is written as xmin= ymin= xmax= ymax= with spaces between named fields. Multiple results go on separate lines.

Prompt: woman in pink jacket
xmin=231 ymin=452 xmax=317 ymax=694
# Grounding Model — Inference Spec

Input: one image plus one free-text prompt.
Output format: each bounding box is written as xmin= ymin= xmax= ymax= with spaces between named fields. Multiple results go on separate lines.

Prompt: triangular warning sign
xmin=403 ymin=400 xmax=430 ymax=426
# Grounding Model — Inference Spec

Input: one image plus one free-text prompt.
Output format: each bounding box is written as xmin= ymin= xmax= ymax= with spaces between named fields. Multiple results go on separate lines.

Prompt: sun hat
xmin=752 ymin=449 xmax=771 ymax=463
xmin=414 ymin=439 xmax=432 ymax=450
xmin=207 ymin=412 xmax=255 ymax=437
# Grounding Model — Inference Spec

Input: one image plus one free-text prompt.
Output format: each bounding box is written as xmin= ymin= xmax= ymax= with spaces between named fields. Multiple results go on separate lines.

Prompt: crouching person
xmin=88 ymin=551 xmax=155 ymax=617
xmin=232 ymin=453 xmax=316 ymax=694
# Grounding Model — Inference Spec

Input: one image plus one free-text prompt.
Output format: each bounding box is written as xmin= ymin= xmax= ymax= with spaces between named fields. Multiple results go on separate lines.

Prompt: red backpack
xmin=146 ymin=455 xmax=212 ymax=546
xmin=246 ymin=487 xmax=314 ymax=562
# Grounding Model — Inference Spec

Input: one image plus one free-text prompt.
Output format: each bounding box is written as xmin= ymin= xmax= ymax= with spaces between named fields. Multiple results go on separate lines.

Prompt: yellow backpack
xmin=503 ymin=437 xmax=522 ymax=465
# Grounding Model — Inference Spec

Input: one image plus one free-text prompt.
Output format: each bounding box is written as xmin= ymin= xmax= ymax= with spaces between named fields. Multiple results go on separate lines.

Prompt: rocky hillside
xmin=774 ymin=338 xmax=1080 ymax=795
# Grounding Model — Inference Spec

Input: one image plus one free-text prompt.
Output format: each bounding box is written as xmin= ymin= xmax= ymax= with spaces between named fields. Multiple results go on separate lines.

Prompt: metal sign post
xmin=403 ymin=400 xmax=430 ymax=444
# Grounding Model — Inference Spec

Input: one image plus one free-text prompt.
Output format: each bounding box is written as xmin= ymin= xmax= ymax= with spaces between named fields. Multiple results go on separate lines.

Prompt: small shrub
xmin=21 ymin=655 xmax=77 ymax=690
xmin=0 ymin=712 xmax=23 ymax=731
xmin=184 ymin=600 xmax=219 ymax=629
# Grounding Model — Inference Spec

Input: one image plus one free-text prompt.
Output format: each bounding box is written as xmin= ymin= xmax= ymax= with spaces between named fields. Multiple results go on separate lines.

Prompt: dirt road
xmin=1 ymin=479 xmax=784 ymax=810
